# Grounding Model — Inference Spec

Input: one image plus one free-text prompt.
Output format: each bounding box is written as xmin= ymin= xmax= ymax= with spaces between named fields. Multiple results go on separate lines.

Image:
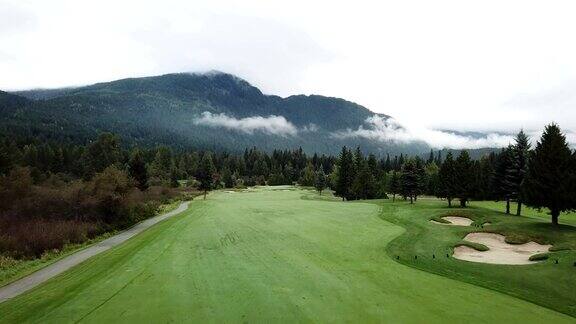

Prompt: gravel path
xmin=0 ymin=201 xmax=190 ymax=303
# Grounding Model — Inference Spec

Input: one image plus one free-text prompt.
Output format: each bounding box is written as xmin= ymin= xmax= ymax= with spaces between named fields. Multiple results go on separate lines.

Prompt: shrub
xmin=0 ymin=219 xmax=102 ymax=258
xmin=529 ymin=253 xmax=550 ymax=261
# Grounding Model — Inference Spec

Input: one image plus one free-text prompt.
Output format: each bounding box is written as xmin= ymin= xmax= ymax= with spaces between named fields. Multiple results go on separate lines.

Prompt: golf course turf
xmin=0 ymin=187 xmax=574 ymax=322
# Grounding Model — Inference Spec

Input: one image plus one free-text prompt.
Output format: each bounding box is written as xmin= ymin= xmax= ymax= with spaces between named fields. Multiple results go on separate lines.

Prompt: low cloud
xmin=333 ymin=115 xmax=516 ymax=149
xmin=194 ymin=112 xmax=298 ymax=136
xmin=302 ymin=123 xmax=319 ymax=133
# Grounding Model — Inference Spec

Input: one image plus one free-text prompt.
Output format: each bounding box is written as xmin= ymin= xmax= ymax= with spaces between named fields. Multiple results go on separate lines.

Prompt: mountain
xmin=2 ymin=72 xmax=429 ymax=155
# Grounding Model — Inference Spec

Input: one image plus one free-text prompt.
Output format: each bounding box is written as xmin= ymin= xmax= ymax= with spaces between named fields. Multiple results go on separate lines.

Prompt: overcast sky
xmin=1 ymin=0 xmax=576 ymax=147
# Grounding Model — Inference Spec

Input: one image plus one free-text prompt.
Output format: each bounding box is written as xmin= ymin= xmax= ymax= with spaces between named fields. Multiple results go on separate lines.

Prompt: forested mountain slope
xmin=3 ymin=72 xmax=429 ymax=155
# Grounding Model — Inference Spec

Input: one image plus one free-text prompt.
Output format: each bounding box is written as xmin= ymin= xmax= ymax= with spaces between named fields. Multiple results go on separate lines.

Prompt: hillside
xmin=3 ymin=72 xmax=429 ymax=155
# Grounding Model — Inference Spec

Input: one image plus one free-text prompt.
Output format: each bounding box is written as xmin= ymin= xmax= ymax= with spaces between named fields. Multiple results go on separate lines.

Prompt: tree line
xmin=331 ymin=124 xmax=575 ymax=225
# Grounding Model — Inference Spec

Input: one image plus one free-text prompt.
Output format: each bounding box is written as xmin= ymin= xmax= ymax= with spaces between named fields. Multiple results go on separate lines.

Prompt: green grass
xmin=469 ymin=200 xmax=576 ymax=226
xmin=380 ymin=198 xmax=576 ymax=317
xmin=0 ymin=187 xmax=572 ymax=323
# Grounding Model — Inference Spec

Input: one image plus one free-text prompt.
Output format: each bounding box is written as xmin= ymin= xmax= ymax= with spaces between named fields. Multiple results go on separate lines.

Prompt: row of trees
xmin=328 ymin=124 xmax=573 ymax=225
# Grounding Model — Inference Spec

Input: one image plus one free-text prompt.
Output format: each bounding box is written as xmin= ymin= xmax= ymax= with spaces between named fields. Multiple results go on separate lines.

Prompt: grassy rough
xmin=0 ymin=188 xmax=571 ymax=323
xmin=381 ymin=198 xmax=576 ymax=317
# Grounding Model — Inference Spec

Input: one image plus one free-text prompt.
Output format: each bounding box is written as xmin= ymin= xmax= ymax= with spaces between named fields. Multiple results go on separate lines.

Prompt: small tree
xmin=522 ymin=124 xmax=575 ymax=225
xmin=300 ymin=162 xmax=315 ymax=186
xmin=314 ymin=169 xmax=327 ymax=195
xmin=197 ymin=152 xmax=216 ymax=199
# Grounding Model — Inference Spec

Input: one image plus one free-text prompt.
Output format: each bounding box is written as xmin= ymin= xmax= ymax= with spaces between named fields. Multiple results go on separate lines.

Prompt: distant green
xmin=0 ymin=188 xmax=573 ymax=323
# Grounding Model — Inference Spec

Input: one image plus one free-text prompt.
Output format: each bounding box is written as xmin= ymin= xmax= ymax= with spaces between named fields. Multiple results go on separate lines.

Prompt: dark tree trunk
xmin=392 ymin=194 xmax=396 ymax=202
xmin=460 ymin=199 xmax=467 ymax=208
xmin=505 ymin=198 xmax=510 ymax=214
xmin=447 ymin=197 xmax=452 ymax=207
xmin=551 ymin=209 xmax=559 ymax=226
xmin=516 ymin=200 xmax=522 ymax=216
xmin=410 ymin=195 xmax=414 ymax=204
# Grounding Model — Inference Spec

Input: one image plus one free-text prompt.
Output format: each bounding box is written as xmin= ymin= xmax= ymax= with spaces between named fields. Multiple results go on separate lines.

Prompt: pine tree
xmin=170 ymin=168 xmax=180 ymax=188
xmin=197 ymin=152 xmax=216 ymax=199
xmin=427 ymin=149 xmax=434 ymax=164
xmin=376 ymin=172 xmax=389 ymax=199
xmin=493 ymin=147 xmax=514 ymax=214
xmin=128 ymin=149 xmax=149 ymax=191
xmin=352 ymin=159 xmax=377 ymax=200
xmin=335 ymin=147 xmax=355 ymax=201
xmin=389 ymin=171 xmax=400 ymax=202
xmin=221 ymin=166 xmax=234 ymax=188
xmin=506 ymin=130 xmax=530 ymax=215
xmin=454 ymin=150 xmax=474 ymax=207
xmin=438 ymin=152 xmax=456 ymax=207
xmin=425 ymin=162 xmax=439 ymax=196
xmin=400 ymin=158 xmax=420 ymax=203
xmin=522 ymin=124 xmax=575 ymax=225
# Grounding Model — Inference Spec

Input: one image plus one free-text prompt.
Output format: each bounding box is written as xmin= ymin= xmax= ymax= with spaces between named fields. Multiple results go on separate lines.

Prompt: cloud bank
xmin=333 ymin=115 xmax=516 ymax=149
xmin=194 ymin=112 xmax=298 ymax=136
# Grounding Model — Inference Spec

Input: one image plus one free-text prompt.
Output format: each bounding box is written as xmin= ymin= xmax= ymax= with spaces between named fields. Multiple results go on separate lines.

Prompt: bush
xmin=529 ymin=253 xmax=550 ymax=261
xmin=0 ymin=219 xmax=102 ymax=258
xmin=0 ymin=166 xmax=181 ymax=259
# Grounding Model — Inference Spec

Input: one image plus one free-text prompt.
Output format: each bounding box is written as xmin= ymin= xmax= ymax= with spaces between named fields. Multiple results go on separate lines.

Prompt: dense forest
xmin=0 ymin=72 xmax=429 ymax=156
xmin=0 ymin=123 xmax=574 ymax=260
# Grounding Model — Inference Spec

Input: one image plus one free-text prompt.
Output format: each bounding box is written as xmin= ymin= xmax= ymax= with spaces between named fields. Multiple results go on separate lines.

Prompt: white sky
xmin=1 ymin=0 xmax=576 ymax=146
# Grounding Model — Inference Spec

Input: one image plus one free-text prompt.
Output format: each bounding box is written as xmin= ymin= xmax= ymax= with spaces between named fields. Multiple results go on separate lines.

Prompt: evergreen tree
xmin=221 ymin=166 xmax=234 ymax=188
xmin=82 ymin=133 xmax=123 ymax=177
xmin=335 ymin=147 xmax=355 ymax=201
xmin=492 ymin=147 xmax=514 ymax=214
xmin=197 ymin=152 xmax=216 ymax=199
xmin=506 ymin=130 xmax=530 ymax=215
xmin=522 ymin=124 xmax=575 ymax=225
xmin=389 ymin=171 xmax=400 ymax=202
xmin=425 ymin=162 xmax=439 ymax=196
xmin=438 ymin=152 xmax=456 ymax=207
xmin=454 ymin=150 xmax=474 ymax=207
xmin=314 ymin=169 xmax=327 ymax=195
xmin=400 ymin=158 xmax=421 ymax=203
xmin=376 ymin=172 xmax=389 ymax=199
xmin=128 ymin=149 xmax=148 ymax=191
xmin=170 ymin=168 xmax=180 ymax=188
xmin=352 ymin=159 xmax=377 ymax=200
xmin=427 ymin=149 xmax=434 ymax=164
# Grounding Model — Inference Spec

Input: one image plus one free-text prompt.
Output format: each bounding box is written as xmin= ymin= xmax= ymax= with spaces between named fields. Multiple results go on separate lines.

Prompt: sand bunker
xmin=430 ymin=216 xmax=473 ymax=226
xmin=453 ymin=233 xmax=551 ymax=265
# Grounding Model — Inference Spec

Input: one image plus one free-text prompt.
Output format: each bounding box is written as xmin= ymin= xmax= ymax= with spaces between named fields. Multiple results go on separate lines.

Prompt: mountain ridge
xmin=3 ymin=72 xmax=425 ymax=155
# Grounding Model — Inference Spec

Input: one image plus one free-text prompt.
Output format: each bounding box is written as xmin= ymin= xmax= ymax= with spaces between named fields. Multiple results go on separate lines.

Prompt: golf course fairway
xmin=0 ymin=187 xmax=571 ymax=323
